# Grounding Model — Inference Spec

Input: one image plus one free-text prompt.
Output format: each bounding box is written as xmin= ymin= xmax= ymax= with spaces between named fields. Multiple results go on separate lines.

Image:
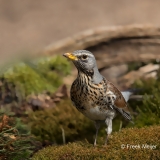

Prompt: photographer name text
xmin=121 ymin=144 xmax=157 ymax=150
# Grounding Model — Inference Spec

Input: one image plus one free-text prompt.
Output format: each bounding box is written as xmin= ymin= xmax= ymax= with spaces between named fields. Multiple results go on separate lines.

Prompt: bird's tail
xmin=121 ymin=88 xmax=142 ymax=102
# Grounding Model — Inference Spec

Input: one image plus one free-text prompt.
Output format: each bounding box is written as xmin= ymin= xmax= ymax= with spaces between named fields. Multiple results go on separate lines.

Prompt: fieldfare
xmin=63 ymin=50 xmax=133 ymax=146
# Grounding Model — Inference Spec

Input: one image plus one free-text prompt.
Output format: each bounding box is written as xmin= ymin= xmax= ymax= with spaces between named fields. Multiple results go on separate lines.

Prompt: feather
xmin=121 ymin=91 xmax=133 ymax=102
xmin=114 ymin=105 xmax=132 ymax=120
xmin=121 ymin=88 xmax=141 ymax=102
xmin=106 ymin=81 xmax=133 ymax=122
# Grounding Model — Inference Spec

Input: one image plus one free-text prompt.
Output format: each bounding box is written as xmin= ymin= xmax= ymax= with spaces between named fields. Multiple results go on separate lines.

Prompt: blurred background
xmin=1 ymin=0 xmax=160 ymax=60
xmin=0 ymin=1 xmax=160 ymax=159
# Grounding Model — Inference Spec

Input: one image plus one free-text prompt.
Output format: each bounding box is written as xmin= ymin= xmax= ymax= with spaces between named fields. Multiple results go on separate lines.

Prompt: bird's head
xmin=63 ymin=50 xmax=97 ymax=75
xmin=63 ymin=50 xmax=103 ymax=83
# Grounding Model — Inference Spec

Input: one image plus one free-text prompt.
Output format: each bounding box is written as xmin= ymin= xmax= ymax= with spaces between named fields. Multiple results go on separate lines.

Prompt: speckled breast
xmin=70 ymin=75 xmax=115 ymax=121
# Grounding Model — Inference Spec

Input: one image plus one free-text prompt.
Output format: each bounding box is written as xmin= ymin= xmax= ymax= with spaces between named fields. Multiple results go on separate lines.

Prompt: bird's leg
xmin=105 ymin=118 xmax=113 ymax=145
xmin=94 ymin=121 xmax=101 ymax=146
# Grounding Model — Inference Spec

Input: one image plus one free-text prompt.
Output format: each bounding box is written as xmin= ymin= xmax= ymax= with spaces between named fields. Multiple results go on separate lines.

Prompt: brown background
xmin=0 ymin=0 xmax=160 ymax=62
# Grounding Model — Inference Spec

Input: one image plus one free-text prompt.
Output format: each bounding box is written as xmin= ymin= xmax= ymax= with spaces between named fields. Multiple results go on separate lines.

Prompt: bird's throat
xmin=78 ymin=67 xmax=103 ymax=84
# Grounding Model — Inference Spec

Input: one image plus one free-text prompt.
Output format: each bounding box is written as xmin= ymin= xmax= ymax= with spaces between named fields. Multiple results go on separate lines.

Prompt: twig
xmin=119 ymin=121 xmax=123 ymax=132
xmin=129 ymin=95 xmax=153 ymax=101
xmin=61 ymin=127 xmax=66 ymax=145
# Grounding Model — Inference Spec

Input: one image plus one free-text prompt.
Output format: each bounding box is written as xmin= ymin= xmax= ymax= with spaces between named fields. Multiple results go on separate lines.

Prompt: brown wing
xmin=106 ymin=81 xmax=132 ymax=121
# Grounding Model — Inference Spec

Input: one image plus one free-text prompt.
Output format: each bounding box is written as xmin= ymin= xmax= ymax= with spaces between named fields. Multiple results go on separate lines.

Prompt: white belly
xmin=82 ymin=106 xmax=115 ymax=121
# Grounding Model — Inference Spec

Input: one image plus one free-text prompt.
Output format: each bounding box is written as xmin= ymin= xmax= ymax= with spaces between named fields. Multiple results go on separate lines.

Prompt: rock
xmin=139 ymin=63 xmax=159 ymax=74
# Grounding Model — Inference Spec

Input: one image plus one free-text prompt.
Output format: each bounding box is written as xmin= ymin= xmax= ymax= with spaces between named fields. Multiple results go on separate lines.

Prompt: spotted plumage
xmin=63 ymin=50 xmax=133 ymax=146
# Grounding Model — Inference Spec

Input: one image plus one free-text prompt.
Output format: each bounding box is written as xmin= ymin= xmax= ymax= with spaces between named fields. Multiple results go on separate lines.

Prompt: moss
xmin=1 ymin=55 xmax=71 ymax=96
xmin=128 ymin=74 xmax=160 ymax=128
xmin=28 ymin=98 xmax=135 ymax=146
xmin=32 ymin=125 xmax=160 ymax=160
xmin=0 ymin=113 xmax=34 ymax=160
xmin=28 ymin=99 xmax=95 ymax=144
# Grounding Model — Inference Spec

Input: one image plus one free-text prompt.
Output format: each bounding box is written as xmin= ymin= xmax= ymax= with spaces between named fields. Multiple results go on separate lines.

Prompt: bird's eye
xmin=81 ymin=55 xmax=87 ymax=60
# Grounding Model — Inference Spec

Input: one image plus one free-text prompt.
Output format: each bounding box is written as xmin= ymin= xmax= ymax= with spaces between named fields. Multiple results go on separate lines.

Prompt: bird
xmin=63 ymin=50 xmax=133 ymax=146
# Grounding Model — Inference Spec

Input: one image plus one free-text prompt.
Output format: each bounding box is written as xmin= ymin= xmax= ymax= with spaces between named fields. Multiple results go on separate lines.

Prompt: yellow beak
xmin=63 ymin=53 xmax=78 ymax=61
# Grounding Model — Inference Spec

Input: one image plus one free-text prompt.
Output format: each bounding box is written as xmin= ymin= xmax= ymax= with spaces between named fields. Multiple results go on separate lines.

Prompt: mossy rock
xmin=28 ymin=99 xmax=95 ymax=144
xmin=1 ymin=55 xmax=71 ymax=97
xmin=28 ymin=98 xmax=132 ymax=144
xmin=32 ymin=125 xmax=160 ymax=160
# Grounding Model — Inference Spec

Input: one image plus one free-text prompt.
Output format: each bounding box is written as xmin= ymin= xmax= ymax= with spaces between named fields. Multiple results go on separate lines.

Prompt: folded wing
xmin=106 ymin=81 xmax=132 ymax=121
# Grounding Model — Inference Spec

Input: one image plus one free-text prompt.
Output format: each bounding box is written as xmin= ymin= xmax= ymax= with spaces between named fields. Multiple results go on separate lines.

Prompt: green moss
xmin=28 ymin=98 xmax=135 ymax=146
xmin=36 ymin=55 xmax=71 ymax=87
xmin=128 ymin=74 xmax=160 ymax=128
xmin=3 ymin=64 xmax=53 ymax=96
xmin=32 ymin=125 xmax=160 ymax=160
xmin=28 ymin=99 xmax=95 ymax=144
xmin=1 ymin=55 xmax=71 ymax=96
